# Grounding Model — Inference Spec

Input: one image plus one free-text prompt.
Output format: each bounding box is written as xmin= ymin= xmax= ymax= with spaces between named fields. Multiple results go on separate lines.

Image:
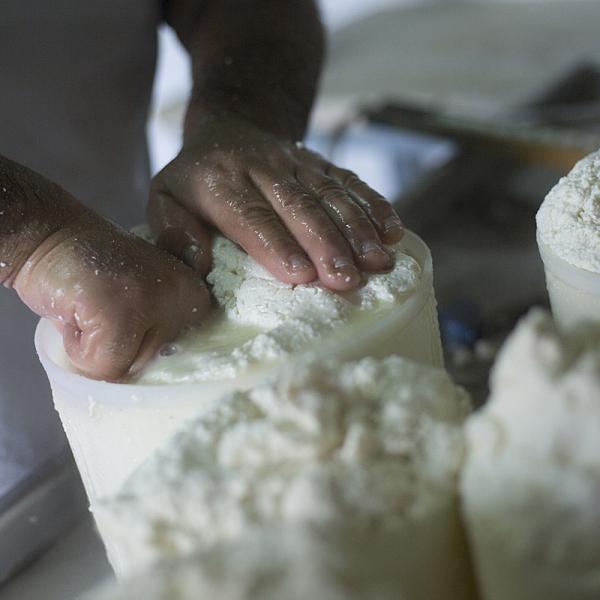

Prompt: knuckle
xmin=338 ymin=168 xmax=361 ymax=187
xmin=314 ymin=181 xmax=348 ymax=205
xmin=363 ymin=189 xmax=389 ymax=206
xmin=353 ymin=183 xmax=387 ymax=206
xmin=325 ymin=164 xmax=359 ymax=187
xmin=344 ymin=212 xmax=375 ymax=233
xmin=238 ymin=201 xmax=278 ymax=228
xmin=275 ymin=183 xmax=315 ymax=213
xmin=313 ymin=218 xmax=345 ymax=241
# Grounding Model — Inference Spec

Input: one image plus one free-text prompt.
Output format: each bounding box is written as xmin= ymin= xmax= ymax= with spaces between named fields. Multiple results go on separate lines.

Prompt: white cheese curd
xmin=536 ymin=149 xmax=600 ymax=329
xmin=84 ymin=525 xmax=425 ymax=600
xmin=536 ymin=149 xmax=600 ymax=273
xmin=133 ymin=235 xmax=422 ymax=384
xmin=461 ymin=309 xmax=600 ymax=600
xmin=95 ymin=354 xmax=476 ymax=598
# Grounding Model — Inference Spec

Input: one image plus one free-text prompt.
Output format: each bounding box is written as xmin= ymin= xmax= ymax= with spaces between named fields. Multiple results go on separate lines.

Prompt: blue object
xmin=439 ymin=299 xmax=482 ymax=349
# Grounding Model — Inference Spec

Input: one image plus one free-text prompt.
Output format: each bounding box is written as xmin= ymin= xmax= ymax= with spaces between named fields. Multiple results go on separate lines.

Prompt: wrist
xmin=0 ymin=157 xmax=88 ymax=288
xmin=184 ymin=90 xmax=309 ymax=144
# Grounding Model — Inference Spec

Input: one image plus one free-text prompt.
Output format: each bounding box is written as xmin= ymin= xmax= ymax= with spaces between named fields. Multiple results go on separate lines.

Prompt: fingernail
xmin=329 ymin=256 xmax=361 ymax=285
xmin=360 ymin=241 xmax=393 ymax=268
xmin=287 ymin=254 xmax=313 ymax=272
xmin=360 ymin=240 xmax=386 ymax=257
xmin=383 ymin=215 xmax=403 ymax=233
xmin=332 ymin=256 xmax=354 ymax=269
xmin=182 ymin=244 xmax=204 ymax=269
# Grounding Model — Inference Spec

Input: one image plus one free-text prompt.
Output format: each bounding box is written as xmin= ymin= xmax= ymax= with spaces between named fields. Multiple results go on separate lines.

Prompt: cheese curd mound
xmin=536 ymin=148 xmax=600 ymax=272
xmin=96 ymin=354 xmax=475 ymax=598
xmin=84 ymin=526 xmax=424 ymax=600
xmin=461 ymin=310 xmax=600 ymax=600
xmin=133 ymin=236 xmax=422 ymax=384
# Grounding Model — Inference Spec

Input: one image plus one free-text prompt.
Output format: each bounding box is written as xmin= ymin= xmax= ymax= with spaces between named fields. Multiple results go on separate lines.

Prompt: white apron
xmin=0 ymin=0 xmax=159 ymax=495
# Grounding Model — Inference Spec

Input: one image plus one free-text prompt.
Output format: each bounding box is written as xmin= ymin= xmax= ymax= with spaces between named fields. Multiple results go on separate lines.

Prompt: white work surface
xmin=0 ymin=517 xmax=112 ymax=600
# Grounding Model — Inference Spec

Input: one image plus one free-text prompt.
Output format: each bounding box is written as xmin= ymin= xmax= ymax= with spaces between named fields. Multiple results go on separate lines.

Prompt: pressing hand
xmin=149 ymin=115 xmax=404 ymax=291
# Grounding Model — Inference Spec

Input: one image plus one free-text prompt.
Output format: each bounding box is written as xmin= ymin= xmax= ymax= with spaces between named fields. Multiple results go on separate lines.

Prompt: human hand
xmin=13 ymin=210 xmax=210 ymax=381
xmin=149 ymin=115 xmax=404 ymax=291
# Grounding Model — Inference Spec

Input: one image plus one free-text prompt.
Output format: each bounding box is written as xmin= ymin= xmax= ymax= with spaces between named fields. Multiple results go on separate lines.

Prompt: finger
xmin=325 ymin=164 xmax=404 ymax=244
xmin=126 ymin=325 xmax=169 ymax=377
xmin=250 ymin=173 xmax=362 ymax=291
xmin=62 ymin=317 xmax=145 ymax=381
xmin=127 ymin=275 xmax=209 ymax=375
xmin=147 ymin=191 xmax=213 ymax=276
xmin=188 ymin=180 xmax=318 ymax=286
xmin=295 ymin=167 xmax=393 ymax=273
xmin=175 ymin=272 xmax=212 ymax=328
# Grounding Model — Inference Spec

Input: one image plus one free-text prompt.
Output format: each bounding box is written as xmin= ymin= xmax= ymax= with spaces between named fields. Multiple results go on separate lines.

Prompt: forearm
xmin=0 ymin=155 xmax=81 ymax=288
xmin=165 ymin=0 xmax=325 ymax=141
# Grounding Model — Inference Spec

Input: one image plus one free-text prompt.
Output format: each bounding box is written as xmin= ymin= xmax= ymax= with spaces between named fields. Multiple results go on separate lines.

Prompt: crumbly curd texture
xmin=96 ymin=354 xmax=471 ymax=576
xmin=85 ymin=526 xmax=409 ymax=600
xmin=536 ymin=148 xmax=600 ymax=272
xmin=134 ymin=236 xmax=421 ymax=384
xmin=462 ymin=310 xmax=600 ymax=597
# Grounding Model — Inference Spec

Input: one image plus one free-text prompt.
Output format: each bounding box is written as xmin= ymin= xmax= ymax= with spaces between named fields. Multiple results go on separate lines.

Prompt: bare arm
xmin=0 ymin=155 xmax=209 ymax=380
xmin=166 ymin=0 xmax=324 ymax=141
xmin=0 ymin=155 xmax=79 ymax=288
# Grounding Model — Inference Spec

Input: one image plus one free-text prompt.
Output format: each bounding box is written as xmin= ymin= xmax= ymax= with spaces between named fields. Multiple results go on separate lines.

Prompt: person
xmin=0 ymin=1 xmax=403 ymax=492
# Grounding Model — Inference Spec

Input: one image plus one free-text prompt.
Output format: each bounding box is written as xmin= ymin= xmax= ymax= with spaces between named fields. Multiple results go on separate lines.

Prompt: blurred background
xmin=3 ymin=0 xmax=600 ymax=598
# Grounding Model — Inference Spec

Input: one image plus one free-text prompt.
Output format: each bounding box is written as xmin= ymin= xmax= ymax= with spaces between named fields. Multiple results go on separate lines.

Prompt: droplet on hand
xmin=159 ymin=343 xmax=178 ymax=357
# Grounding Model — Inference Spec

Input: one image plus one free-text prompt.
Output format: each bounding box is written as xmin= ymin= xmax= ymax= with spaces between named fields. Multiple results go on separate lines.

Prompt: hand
xmin=14 ymin=210 xmax=210 ymax=381
xmin=149 ymin=115 xmax=404 ymax=291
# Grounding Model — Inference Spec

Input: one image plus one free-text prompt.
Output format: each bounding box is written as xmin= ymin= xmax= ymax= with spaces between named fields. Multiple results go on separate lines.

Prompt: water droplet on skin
xmin=156 ymin=278 xmax=162 ymax=283
xmin=0 ymin=261 xmax=6 ymax=268
xmin=159 ymin=343 xmax=178 ymax=357
xmin=192 ymin=307 xmax=198 ymax=313
xmin=94 ymin=269 xmax=100 ymax=275
xmin=205 ymin=173 xmax=218 ymax=193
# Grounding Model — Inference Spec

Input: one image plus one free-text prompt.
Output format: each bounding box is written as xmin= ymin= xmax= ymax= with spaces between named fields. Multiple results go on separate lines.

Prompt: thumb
xmin=62 ymin=319 xmax=145 ymax=382
xmin=147 ymin=191 xmax=213 ymax=276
